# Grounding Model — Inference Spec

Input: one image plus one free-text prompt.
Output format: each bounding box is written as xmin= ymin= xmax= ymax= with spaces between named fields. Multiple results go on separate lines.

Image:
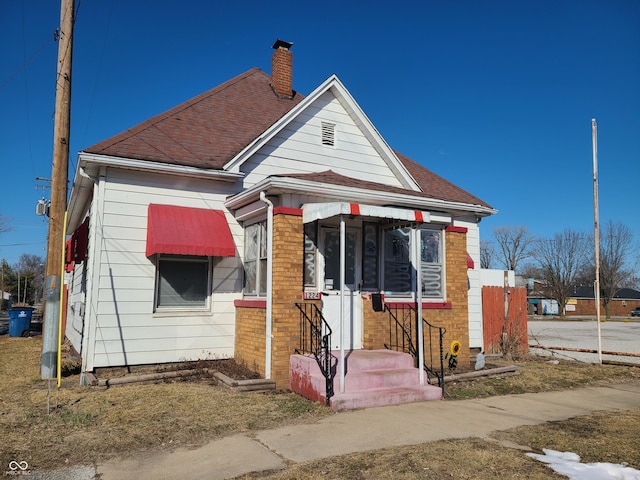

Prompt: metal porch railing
xmin=294 ymin=302 xmax=334 ymax=405
xmin=383 ymin=303 xmax=446 ymax=392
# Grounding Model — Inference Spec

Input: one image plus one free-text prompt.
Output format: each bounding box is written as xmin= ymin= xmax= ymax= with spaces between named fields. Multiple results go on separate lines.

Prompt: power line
xmin=0 ymin=33 xmax=55 ymax=92
xmin=0 ymin=242 xmax=46 ymax=247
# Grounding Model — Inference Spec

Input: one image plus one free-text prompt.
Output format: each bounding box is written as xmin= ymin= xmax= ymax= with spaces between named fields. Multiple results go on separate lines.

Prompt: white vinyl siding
xmin=83 ymin=168 xmax=243 ymax=370
xmin=241 ymin=91 xmax=406 ymax=189
xmin=458 ymin=219 xmax=483 ymax=349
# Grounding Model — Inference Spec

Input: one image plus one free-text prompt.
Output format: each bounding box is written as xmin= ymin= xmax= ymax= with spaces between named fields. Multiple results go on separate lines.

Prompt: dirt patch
xmin=91 ymin=356 xmax=263 ymax=384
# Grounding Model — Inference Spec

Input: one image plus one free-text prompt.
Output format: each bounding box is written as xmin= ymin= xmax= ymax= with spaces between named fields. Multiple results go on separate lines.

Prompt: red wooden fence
xmin=482 ymin=286 xmax=528 ymax=355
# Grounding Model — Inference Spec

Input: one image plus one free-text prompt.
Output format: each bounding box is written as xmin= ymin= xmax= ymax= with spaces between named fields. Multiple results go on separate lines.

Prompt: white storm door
xmin=320 ymin=227 xmax=363 ymax=350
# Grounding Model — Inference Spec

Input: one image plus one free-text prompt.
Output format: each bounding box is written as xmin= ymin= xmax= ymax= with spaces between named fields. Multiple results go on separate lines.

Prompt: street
xmin=529 ymin=319 xmax=640 ymax=365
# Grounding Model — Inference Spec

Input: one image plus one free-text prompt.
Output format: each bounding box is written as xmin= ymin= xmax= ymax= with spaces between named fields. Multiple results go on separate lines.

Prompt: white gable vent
xmin=321 ymin=122 xmax=335 ymax=146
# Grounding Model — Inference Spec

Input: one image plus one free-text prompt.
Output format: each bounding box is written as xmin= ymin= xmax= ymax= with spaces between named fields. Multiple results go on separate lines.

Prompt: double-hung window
xmin=155 ymin=255 xmax=211 ymax=310
xmin=244 ymin=221 xmax=267 ymax=296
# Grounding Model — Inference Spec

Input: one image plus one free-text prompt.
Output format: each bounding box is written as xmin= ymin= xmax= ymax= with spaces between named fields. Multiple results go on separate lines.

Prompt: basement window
xmin=321 ymin=122 xmax=335 ymax=146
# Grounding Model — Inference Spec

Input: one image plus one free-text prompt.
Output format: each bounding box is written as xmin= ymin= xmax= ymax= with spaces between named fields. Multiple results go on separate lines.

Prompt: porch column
xmin=339 ymin=214 xmax=346 ymax=394
xmin=415 ymin=229 xmax=425 ymax=385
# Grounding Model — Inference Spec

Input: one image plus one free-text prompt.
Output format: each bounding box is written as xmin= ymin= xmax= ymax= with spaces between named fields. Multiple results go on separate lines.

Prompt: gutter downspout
xmin=259 ymin=192 xmax=274 ymax=379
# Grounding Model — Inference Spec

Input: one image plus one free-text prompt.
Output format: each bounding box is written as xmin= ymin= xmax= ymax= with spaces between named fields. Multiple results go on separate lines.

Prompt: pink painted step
xmin=289 ymin=350 xmax=442 ymax=410
xmin=330 ymin=385 xmax=443 ymax=411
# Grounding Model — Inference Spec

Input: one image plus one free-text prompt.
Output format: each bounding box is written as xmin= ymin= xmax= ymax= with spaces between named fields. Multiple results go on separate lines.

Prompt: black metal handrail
xmin=294 ymin=302 xmax=334 ymax=405
xmin=383 ymin=303 xmax=446 ymax=392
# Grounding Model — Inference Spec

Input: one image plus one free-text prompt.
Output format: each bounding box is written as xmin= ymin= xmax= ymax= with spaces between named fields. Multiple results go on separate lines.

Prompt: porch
xmin=290 ymin=301 xmax=446 ymax=410
xmin=290 ymin=349 xmax=442 ymax=411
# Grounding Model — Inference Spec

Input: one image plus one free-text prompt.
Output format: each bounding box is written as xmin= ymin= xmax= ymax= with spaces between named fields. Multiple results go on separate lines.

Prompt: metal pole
xmin=339 ymin=215 xmax=345 ymax=393
xmin=592 ymin=118 xmax=603 ymax=364
xmin=416 ymin=230 xmax=425 ymax=385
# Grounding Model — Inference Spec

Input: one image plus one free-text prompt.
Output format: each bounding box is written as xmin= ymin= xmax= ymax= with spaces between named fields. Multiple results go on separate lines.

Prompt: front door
xmin=320 ymin=227 xmax=362 ymax=350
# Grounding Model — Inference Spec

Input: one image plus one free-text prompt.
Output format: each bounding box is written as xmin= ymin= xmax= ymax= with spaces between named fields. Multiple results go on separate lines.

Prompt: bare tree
xmin=595 ymin=221 xmax=636 ymax=319
xmin=13 ymin=254 xmax=46 ymax=305
xmin=493 ymin=225 xmax=535 ymax=272
xmin=531 ymin=228 xmax=590 ymax=316
xmin=480 ymin=240 xmax=495 ymax=269
xmin=519 ymin=262 xmax=544 ymax=281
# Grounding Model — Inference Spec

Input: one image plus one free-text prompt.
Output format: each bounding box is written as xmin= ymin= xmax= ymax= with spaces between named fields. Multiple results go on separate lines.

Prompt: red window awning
xmin=146 ymin=204 xmax=236 ymax=257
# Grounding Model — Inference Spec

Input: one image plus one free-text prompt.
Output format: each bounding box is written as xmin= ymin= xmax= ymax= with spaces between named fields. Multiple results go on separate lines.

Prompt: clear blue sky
xmin=1 ymin=0 xmax=639 ymax=268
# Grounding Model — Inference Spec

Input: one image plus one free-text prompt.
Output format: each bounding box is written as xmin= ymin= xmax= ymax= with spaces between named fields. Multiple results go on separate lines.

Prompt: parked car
xmin=631 ymin=307 xmax=640 ymax=317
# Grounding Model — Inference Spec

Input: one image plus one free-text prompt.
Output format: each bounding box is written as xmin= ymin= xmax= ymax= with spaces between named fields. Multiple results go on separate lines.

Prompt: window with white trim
xmin=383 ymin=226 xmax=444 ymax=298
xmin=155 ymin=255 xmax=211 ymax=310
xmin=419 ymin=229 xmax=443 ymax=298
xmin=244 ymin=221 xmax=267 ymax=296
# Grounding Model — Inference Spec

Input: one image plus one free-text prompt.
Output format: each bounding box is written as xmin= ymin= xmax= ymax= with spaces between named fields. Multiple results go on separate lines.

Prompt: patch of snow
xmin=527 ymin=449 xmax=640 ymax=480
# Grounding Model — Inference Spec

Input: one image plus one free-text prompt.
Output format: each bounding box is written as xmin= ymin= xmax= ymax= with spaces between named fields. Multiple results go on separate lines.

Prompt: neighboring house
xmin=566 ymin=286 xmax=640 ymax=316
xmin=65 ymin=41 xmax=496 ymax=406
xmin=524 ymin=279 xmax=640 ymax=317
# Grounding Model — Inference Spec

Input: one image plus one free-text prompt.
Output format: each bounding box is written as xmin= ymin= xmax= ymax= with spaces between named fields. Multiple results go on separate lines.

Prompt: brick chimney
xmin=271 ymin=39 xmax=293 ymax=98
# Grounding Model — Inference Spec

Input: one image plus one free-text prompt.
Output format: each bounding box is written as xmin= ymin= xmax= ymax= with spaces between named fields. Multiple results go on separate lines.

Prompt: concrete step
xmin=290 ymin=350 xmax=442 ymax=410
xmin=330 ymin=384 xmax=442 ymax=411
xmin=341 ymin=368 xmax=422 ymax=391
xmin=337 ymin=349 xmax=415 ymax=372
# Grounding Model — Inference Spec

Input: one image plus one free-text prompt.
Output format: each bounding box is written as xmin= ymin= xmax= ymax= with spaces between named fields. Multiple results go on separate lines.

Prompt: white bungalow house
xmin=65 ymin=41 xmax=496 ymax=409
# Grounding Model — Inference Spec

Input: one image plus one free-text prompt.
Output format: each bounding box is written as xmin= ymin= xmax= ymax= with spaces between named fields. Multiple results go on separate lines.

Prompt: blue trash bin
xmin=8 ymin=307 xmax=33 ymax=337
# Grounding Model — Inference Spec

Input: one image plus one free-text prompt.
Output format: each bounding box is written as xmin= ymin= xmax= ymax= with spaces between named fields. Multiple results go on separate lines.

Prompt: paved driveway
xmin=528 ymin=319 xmax=640 ymax=364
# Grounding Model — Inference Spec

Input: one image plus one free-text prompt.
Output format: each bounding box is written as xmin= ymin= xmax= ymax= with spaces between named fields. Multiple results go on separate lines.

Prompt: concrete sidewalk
xmin=87 ymin=380 xmax=640 ymax=480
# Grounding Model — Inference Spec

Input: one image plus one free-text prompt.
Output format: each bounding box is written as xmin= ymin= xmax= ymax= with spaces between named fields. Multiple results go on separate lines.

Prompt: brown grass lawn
xmin=1 ymin=335 xmax=639 ymax=478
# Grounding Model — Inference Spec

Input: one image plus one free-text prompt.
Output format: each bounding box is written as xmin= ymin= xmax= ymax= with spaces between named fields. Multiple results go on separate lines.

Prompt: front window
xmin=244 ymin=221 xmax=267 ymax=296
xmin=383 ymin=227 xmax=412 ymax=294
xmin=420 ymin=229 xmax=443 ymax=298
xmin=156 ymin=255 xmax=210 ymax=309
xmin=383 ymin=226 xmax=443 ymax=298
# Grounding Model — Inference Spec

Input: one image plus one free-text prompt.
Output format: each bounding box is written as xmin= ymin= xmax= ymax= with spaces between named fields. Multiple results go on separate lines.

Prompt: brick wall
xmin=362 ymin=299 xmax=389 ymax=349
xmin=234 ymin=306 xmax=266 ymax=375
xmin=441 ymin=227 xmax=470 ymax=367
xmin=570 ymin=298 xmax=640 ymax=317
xmin=270 ymin=212 xmax=304 ymax=388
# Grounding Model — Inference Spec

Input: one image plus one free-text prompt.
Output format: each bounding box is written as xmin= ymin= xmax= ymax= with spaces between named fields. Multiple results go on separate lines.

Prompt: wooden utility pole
xmin=42 ymin=0 xmax=73 ymax=380
xmin=45 ymin=0 xmax=74 ymax=279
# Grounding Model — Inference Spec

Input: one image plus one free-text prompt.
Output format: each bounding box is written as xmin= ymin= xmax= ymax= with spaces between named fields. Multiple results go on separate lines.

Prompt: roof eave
xmin=79 ymin=152 xmax=245 ymax=182
xmin=225 ymin=176 xmax=497 ymax=218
